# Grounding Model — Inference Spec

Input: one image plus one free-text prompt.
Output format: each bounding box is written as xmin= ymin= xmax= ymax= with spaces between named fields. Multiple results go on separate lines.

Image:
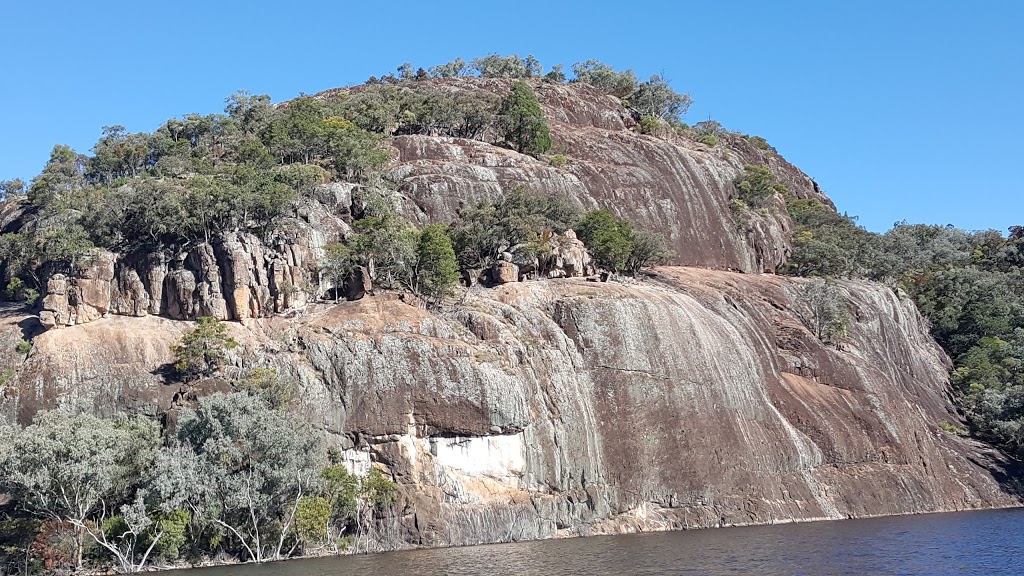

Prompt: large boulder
xmin=491 ymin=261 xmax=519 ymax=284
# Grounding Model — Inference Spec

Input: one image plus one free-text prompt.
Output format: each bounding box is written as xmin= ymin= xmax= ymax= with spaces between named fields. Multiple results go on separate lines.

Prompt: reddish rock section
xmin=380 ymin=78 xmax=830 ymax=273
xmin=2 ymin=268 xmax=1017 ymax=547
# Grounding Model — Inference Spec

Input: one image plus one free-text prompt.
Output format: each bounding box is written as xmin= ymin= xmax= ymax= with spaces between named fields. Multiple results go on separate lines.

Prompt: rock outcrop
xmin=2 ymin=78 xmax=1017 ymax=554
xmin=3 ymin=268 xmax=1017 ymax=546
xmin=38 ymin=196 xmax=350 ymax=327
xmin=32 ymin=78 xmax=825 ymax=329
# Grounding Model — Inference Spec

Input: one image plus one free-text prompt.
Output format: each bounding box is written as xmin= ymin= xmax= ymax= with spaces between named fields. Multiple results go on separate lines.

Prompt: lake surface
xmin=173 ymin=508 xmax=1024 ymax=575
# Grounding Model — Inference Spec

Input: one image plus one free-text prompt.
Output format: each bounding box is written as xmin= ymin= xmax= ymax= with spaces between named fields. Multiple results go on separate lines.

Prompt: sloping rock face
xmin=379 ymin=78 xmax=830 ymax=273
xmin=2 ymin=268 xmax=1016 ymax=546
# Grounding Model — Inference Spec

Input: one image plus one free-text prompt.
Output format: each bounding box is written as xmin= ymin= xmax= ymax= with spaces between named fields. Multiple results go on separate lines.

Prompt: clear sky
xmin=1 ymin=1 xmax=1020 ymax=233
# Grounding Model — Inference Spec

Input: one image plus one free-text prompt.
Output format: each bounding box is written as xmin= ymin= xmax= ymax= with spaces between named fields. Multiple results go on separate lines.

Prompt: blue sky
xmin=2 ymin=1 xmax=1021 ymax=233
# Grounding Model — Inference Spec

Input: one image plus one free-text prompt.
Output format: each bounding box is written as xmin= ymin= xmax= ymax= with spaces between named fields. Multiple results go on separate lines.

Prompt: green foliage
xmin=28 ymin=145 xmax=86 ymax=207
xmin=151 ymin=509 xmax=190 ymax=562
xmin=625 ymin=229 xmax=672 ymax=275
xmin=90 ymin=125 xmax=152 ymax=183
xmin=236 ymin=367 xmax=296 ymax=409
xmin=320 ymin=242 xmax=359 ymax=301
xmin=734 ymin=165 xmax=786 ymax=209
xmin=341 ymin=210 xmax=419 ymax=290
xmin=171 ymin=317 xmax=238 ymax=381
xmin=0 ymin=178 xmax=26 ymax=200
xmin=743 ymin=134 xmax=776 ymax=152
xmin=0 ymin=411 xmax=161 ymax=570
xmin=471 ymin=54 xmax=542 ymax=78
xmin=411 ymin=224 xmax=460 ymax=305
xmin=15 ymin=339 xmax=31 ymax=355
xmin=337 ymin=84 xmax=500 ymax=140
xmin=783 ymin=194 xmax=1024 ymax=460
xmin=322 ymin=117 xmax=389 ymax=178
xmin=153 ymin=392 xmax=324 ymax=563
xmin=428 ymin=57 xmax=470 ymax=78
xmin=544 ymin=64 xmax=567 ymax=83
xmin=499 ymin=81 xmax=552 ymax=155
xmin=785 ymin=199 xmax=881 ymax=278
xmin=696 ymin=134 xmax=719 ymax=146
xmin=576 ymin=210 xmax=634 ymax=273
xmin=637 ymin=116 xmax=661 ymax=134
xmin=630 ymin=75 xmax=693 ymax=122
xmin=572 ymin=63 xmax=691 ymax=122
xmin=796 ymin=278 xmax=851 ymax=343
xmin=572 ymin=60 xmax=638 ymax=98
xmin=575 ymin=209 xmax=670 ymax=276
xmin=693 ymin=120 xmax=725 ymax=146
xmin=322 ymin=464 xmax=360 ymax=521
xmin=938 ymin=420 xmax=970 ymax=436
xmin=5 ymin=277 xmax=24 ymax=301
xmin=294 ymin=496 xmax=332 ymax=546
xmin=360 ymin=468 xmax=397 ymax=509
xmin=549 ymin=154 xmax=568 ymax=168
xmin=449 ymin=187 xmax=581 ymax=271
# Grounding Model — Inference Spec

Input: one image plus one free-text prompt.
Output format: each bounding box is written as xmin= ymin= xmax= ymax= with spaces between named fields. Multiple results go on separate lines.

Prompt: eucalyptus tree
xmin=471 ymin=54 xmax=542 ymax=78
xmin=0 ymin=411 xmax=161 ymax=572
xmin=153 ymin=392 xmax=324 ymax=563
xmin=499 ymin=81 xmax=551 ymax=155
xmin=572 ymin=60 xmax=638 ymax=98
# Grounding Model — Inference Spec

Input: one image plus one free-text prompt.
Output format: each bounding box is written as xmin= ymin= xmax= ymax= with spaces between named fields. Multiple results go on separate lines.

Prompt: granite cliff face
xmin=383 ymin=79 xmax=827 ymax=273
xmin=1 ymin=268 xmax=1017 ymax=547
xmin=0 ymin=79 xmax=1018 ymax=550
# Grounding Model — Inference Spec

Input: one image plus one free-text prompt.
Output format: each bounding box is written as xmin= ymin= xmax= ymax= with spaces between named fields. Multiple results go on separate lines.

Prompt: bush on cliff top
xmin=499 ymin=81 xmax=552 ymax=155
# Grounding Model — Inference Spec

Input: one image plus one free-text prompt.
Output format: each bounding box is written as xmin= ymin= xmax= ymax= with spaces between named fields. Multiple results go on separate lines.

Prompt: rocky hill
xmin=0 ymin=77 xmax=1018 ymax=553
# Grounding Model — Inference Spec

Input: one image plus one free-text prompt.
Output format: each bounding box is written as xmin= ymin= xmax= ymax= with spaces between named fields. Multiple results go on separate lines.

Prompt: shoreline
xmin=148 ymin=501 xmax=1024 ymax=573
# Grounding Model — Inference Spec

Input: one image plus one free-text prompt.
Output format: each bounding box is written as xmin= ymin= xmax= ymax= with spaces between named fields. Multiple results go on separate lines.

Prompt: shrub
xmin=630 ymin=75 xmax=693 ymax=122
xmin=171 ymin=317 xmax=238 ymax=381
xmin=295 ymin=496 xmax=332 ymax=547
xmin=637 ymin=116 xmax=661 ymax=135
xmin=499 ymin=81 xmax=552 ymax=155
xmin=734 ymin=164 xmax=786 ymax=208
xmin=744 ymin=134 xmax=775 ymax=152
xmin=470 ymin=54 xmax=541 ymax=78
xmin=696 ymin=134 xmax=718 ymax=146
xmin=796 ymin=278 xmax=851 ymax=343
xmin=236 ymin=367 xmax=296 ymax=409
xmin=572 ymin=60 xmax=638 ymax=98
xmin=15 ymin=339 xmax=32 ymax=355
xmin=576 ymin=210 xmax=634 ymax=273
xmin=544 ymin=64 xmax=566 ymax=83
xmin=449 ymin=187 xmax=581 ymax=271
xmin=576 ymin=209 xmax=669 ymax=275
xmin=411 ymin=224 xmax=460 ymax=306
xmin=549 ymin=154 xmax=568 ymax=168
xmin=938 ymin=420 xmax=970 ymax=436
xmin=5 ymin=277 xmax=24 ymax=300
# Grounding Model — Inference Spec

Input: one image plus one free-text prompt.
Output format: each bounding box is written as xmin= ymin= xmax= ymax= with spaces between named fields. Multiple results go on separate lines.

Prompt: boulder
xmin=491 ymin=261 xmax=519 ymax=284
xmin=40 ymin=275 xmax=71 ymax=329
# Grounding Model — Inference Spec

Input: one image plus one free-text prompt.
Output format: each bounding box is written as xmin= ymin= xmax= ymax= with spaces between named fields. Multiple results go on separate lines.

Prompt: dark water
xmin=173 ymin=508 xmax=1024 ymax=576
